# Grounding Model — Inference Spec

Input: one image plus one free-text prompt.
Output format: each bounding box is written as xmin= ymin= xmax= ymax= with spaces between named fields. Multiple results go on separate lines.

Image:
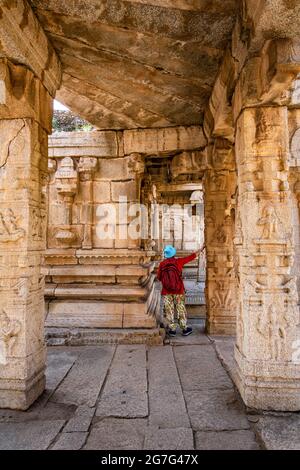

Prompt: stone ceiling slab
xmin=28 ymin=0 xmax=238 ymax=128
xmin=57 ymin=74 xmax=172 ymax=129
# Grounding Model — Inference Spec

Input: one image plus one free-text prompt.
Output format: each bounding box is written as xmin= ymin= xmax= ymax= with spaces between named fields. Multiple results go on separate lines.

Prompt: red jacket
xmin=157 ymin=253 xmax=197 ymax=295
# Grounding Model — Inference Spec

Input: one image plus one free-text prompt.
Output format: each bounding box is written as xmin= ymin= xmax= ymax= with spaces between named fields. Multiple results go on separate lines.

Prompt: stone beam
xmin=0 ymin=0 xmax=61 ymax=97
xmin=124 ymin=0 xmax=214 ymax=10
xmin=123 ymin=126 xmax=207 ymax=155
xmin=49 ymin=131 xmax=124 ymax=159
xmin=56 ymin=75 xmax=172 ymax=129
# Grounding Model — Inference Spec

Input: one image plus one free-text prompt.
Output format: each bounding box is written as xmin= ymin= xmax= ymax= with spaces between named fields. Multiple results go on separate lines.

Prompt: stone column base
xmin=0 ymin=370 xmax=45 ymax=411
xmin=206 ymin=316 xmax=236 ymax=336
xmin=234 ymin=347 xmax=300 ymax=411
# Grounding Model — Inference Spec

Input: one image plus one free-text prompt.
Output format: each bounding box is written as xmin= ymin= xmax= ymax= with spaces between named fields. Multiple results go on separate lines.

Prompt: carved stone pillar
xmin=78 ymin=157 xmax=97 ymax=249
xmin=204 ymin=139 xmax=237 ymax=335
xmin=234 ymin=106 xmax=300 ymax=410
xmin=0 ymin=60 xmax=53 ymax=409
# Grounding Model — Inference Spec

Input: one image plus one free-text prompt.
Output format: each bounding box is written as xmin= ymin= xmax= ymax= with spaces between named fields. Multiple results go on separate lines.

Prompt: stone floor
xmin=0 ymin=320 xmax=299 ymax=450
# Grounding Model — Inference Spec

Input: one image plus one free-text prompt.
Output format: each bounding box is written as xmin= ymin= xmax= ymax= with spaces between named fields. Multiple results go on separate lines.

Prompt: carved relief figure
xmin=291 ymin=128 xmax=300 ymax=163
xmin=210 ymin=281 xmax=234 ymax=309
xmin=212 ymin=225 xmax=228 ymax=245
xmin=0 ymin=209 xmax=25 ymax=242
xmin=234 ymin=213 xmax=243 ymax=246
xmin=254 ymin=111 xmax=269 ymax=146
xmin=0 ymin=310 xmax=21 ymax=364
xmin=258 ymin=204 xmax=283 ymax=240
xmin=210 ymin=172 xmax=227 ymax=191
xmin=12 ymin=277 xmax=31 ymax=299
xmin=257 ymin=305 xmax=289 ymax=360
xmin=32 ymin=208 xmax=46 ymax=241
xmin=212 ymin=139 xmax=234 ymax=169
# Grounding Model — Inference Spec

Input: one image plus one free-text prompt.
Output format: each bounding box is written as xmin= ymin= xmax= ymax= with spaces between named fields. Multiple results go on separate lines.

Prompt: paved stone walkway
xmin=0 ymin=321 xmax=299 ymax=450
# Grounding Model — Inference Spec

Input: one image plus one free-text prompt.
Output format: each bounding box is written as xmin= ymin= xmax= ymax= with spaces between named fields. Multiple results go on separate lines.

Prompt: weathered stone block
xmin=111 ymin=181 xmax=137 ymax=202
xmin=46 ymin=301 xmax=123 ymax=328
xmin=97 ymin=158 xmax=131 ymax=180
xmin=93 ymin=182 xmax=111 ymax=203
xmin=123 ymin=303 xmax=156 ymax=328
xmin=124 ymin=126 xmax=206 ymax=155
xmin=49 ymin=131 xmax=123 ymax=157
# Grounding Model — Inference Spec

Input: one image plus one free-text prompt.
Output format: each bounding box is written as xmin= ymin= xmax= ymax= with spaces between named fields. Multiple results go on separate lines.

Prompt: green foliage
xmin=52 ymin=111 xmax=94 ymax=132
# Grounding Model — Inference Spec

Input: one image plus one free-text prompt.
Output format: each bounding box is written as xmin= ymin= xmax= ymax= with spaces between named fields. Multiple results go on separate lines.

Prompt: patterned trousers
xmin=163 ymin=294 xmax=187 ymax=331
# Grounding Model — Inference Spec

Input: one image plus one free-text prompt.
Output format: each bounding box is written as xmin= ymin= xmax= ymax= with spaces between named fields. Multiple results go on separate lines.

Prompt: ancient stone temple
xmin=0 ymin=0 xmax=300 ymax=414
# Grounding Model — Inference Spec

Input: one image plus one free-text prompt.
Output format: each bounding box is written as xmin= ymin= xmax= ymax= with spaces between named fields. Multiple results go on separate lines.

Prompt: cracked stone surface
xmin=0 ymin=324 xmax=297 ymax=450
xmin=195 ymin=430 xmax=260 ymax=450
xmin=0 ymin=420 xmax=65 ymax=450
xmin=96 ymin=345 xmax=148 ymax=418
xmin=51 ymin=431 xmax=89 ymax=450
xmin=50 ymin=346 xmax=115 ymax=407
xmin=84 ymin=418 xmax=147 ymax=450
xmin=144 ymin=426 xmax=194 ymax=450
xmin=254 ymin=415 xmax=300 ymax=450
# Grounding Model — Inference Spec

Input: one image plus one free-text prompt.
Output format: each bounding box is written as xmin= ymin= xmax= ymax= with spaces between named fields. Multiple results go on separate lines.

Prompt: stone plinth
xmin=45 ymin=250 xmax=159 ymax=329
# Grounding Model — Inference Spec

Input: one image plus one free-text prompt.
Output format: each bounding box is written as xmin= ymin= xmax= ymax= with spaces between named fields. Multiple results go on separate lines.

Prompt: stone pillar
xmin=0 ymin=60 xmax=53 ymax=409
xmin=234 ymin=106 xmax=300 ymax=410
xmin=204 ymin=139 xmax=237 ymax=335
xmin=54 ymin=157 xmax=78 ymax=244
xmin=78 ymin=157 xmax=98 ymax=249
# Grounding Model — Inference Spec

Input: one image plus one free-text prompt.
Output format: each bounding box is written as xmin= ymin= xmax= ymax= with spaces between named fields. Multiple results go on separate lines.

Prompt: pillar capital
xmin=0 ymin=59 xmax=53 ymax=133
xmin=0 ymin=0 xmax=61 ymax=96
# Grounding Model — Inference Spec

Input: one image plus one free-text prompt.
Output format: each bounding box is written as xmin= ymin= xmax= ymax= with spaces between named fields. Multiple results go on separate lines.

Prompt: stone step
xmin=45 ymin=327 xmax=165 ymax=346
